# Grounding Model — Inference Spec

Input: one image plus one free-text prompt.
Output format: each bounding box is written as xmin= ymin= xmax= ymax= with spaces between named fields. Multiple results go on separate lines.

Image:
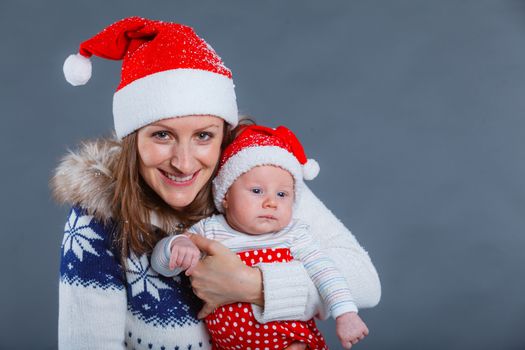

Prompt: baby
xmin=152 ymin=125 xmax=368 ymax=349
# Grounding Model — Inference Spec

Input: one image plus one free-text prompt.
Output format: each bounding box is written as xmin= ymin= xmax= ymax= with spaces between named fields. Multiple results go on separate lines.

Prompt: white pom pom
xmin=63 ymin=53 xmax=92 ymax=86
xmin=303 ymin=159 xmax=320 ymax=180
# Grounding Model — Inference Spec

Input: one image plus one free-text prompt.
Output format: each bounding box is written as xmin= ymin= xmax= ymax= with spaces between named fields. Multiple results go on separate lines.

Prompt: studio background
xmin=1 ymin=1 xmax=524 ymax=349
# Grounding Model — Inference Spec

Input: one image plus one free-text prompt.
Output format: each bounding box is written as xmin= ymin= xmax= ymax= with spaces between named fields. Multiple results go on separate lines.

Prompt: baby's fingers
xmin=180 ymin=251 xmax=197 ymax=270
xmin=169 ymin=250 xmax=180 ymax=270
xmin=185 ymin=254 xmax=199 ymax=276
xmin=341 ymin=340 xmax=353 ymax=349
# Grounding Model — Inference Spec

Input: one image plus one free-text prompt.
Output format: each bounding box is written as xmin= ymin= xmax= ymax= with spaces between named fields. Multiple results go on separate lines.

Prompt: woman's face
xmin=137 ymin=115 xmax=224 ymax=210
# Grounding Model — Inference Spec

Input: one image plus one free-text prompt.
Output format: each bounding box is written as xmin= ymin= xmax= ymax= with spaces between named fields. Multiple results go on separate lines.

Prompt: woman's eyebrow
xmin=195 ymin=124 xmax=221 ymax=131
xmin=149 ymin=123 xmax=221 ymax=131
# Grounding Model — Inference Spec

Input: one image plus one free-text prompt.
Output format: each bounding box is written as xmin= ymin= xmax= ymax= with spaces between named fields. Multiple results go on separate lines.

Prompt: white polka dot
xmin=240 ymin=327 xmax=244 ymax=332
xmin=268 ymin=255 xmax=272 ymax=260
xmin=244 ymin=307 xmax=249 ymax=313
xmin=233 ymin=322 xmax=238 ymax=327
xmin=292 ymin=322 xmax=296 ymax=327
xmin=262 ymin=249 xmax=267 ymax=253
xmin=277 ymin=253 xmax=281 ymax=258
xmin=245 ymin=252 xmax=250 ymax=257
xmin=264 ymin=325 xmax=269 ymax=329
xmin=255 ymin=332 xmax=260 ymax=336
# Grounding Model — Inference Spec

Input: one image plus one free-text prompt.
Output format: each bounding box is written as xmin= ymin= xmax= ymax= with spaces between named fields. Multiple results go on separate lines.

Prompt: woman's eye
xmin=197 ymin=132 xmax=213 ymax=141
xmin=251 ymin=188 xmax=262 ymax=194
xmin=153 ymin=131 xmax=170 ymax=140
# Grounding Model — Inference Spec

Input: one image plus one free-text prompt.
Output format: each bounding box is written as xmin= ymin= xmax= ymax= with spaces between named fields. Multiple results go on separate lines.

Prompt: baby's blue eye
xmin=277 ymin=192 xmax=287 ymax=198
xmin=251 ymin=188 xmax=262 ymax=194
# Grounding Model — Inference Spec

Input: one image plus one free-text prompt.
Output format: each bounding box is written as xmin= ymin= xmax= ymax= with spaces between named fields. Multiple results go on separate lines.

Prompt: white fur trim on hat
xmin=113 ymin=68 xmax=238 ymax=139
xmin=212 ymin=146 xmax=305 ymax=212
xmin=63 ymin=54 xmax=92 ymax=86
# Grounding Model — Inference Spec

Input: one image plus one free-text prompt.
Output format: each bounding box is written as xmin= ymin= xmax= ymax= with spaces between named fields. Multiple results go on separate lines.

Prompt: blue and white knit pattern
xmin=59 ymin=207 xmax=211 ymax=350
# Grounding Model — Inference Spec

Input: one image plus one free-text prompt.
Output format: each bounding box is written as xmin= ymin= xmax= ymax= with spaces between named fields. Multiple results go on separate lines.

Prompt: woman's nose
xmin=170 ymin=144 xmax=194 ymax=173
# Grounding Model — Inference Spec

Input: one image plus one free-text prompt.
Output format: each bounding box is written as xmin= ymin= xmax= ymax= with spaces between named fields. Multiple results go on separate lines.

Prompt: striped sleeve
xmin=290 ymin=222 xmax=358 ymax=318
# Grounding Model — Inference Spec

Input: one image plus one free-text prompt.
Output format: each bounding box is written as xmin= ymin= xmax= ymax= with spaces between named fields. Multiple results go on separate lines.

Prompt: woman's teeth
xmin=165 ymin=172 xmax=193 ymax=182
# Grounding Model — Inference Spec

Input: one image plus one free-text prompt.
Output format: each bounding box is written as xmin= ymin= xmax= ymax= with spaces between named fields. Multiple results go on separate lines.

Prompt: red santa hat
xmin=212 ymin=125 xmax=320 ymax=212
xmin=63 ymin=17 xmax=238 ymax=139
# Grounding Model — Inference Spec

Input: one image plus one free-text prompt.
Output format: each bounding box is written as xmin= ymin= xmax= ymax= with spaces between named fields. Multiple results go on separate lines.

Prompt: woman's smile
xmin=159 ymin=168 xmax=200 ymax=186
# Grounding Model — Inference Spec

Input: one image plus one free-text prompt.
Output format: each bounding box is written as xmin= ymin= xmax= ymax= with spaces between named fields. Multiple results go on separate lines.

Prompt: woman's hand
xmin=186 ymin=234 xmax=264 ymax=319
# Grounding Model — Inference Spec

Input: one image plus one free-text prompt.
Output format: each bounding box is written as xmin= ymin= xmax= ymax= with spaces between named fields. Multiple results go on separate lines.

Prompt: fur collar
xmin=51 ymin=137 xmax=121 ymax=223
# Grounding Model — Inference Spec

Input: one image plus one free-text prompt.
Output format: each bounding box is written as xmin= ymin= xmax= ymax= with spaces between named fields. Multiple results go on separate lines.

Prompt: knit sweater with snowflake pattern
xmin=53 ymin=138 xmax=381 ymax=350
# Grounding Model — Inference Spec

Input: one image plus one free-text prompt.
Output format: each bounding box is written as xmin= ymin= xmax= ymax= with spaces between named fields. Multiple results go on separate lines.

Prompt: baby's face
xmin=222 ymin=165 xmax=294 ymax=235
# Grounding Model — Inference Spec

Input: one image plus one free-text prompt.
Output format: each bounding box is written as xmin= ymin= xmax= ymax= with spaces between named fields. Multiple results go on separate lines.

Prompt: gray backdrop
xmin=1 ymin=1 xmax=524 ymax=349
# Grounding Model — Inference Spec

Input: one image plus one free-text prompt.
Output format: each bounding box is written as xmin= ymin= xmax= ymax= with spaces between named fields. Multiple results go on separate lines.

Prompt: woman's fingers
xmin=197 ymin=302 xmax=215 ymax=319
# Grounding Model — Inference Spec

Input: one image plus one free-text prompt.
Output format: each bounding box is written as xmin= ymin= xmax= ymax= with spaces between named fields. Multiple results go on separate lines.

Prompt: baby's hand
xmin=335 ymin=312 xmax=369 ymax=349
xmin=169 ymin=235 xmax=201 ymax=275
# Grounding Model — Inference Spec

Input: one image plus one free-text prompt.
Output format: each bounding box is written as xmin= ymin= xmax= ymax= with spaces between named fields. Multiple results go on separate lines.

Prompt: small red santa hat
xmin=63 ymin=17 xmax=238 ymax=139
xmin=212 ymin=125 xmax=320 ymax=212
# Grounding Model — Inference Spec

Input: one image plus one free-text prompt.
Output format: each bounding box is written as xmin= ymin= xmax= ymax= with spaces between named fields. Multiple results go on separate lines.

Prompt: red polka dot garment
xmin=205 ymin=247 xmax=328 ymax=350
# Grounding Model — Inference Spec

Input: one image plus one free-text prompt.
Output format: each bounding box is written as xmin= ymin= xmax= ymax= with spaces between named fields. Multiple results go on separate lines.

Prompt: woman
xmin=53 ymin=17 xmax=380 ymax=350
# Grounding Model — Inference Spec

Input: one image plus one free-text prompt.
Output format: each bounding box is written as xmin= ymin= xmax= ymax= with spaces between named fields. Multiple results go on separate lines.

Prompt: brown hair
xmin=111 ymin=117 xmax=254 ymax=262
